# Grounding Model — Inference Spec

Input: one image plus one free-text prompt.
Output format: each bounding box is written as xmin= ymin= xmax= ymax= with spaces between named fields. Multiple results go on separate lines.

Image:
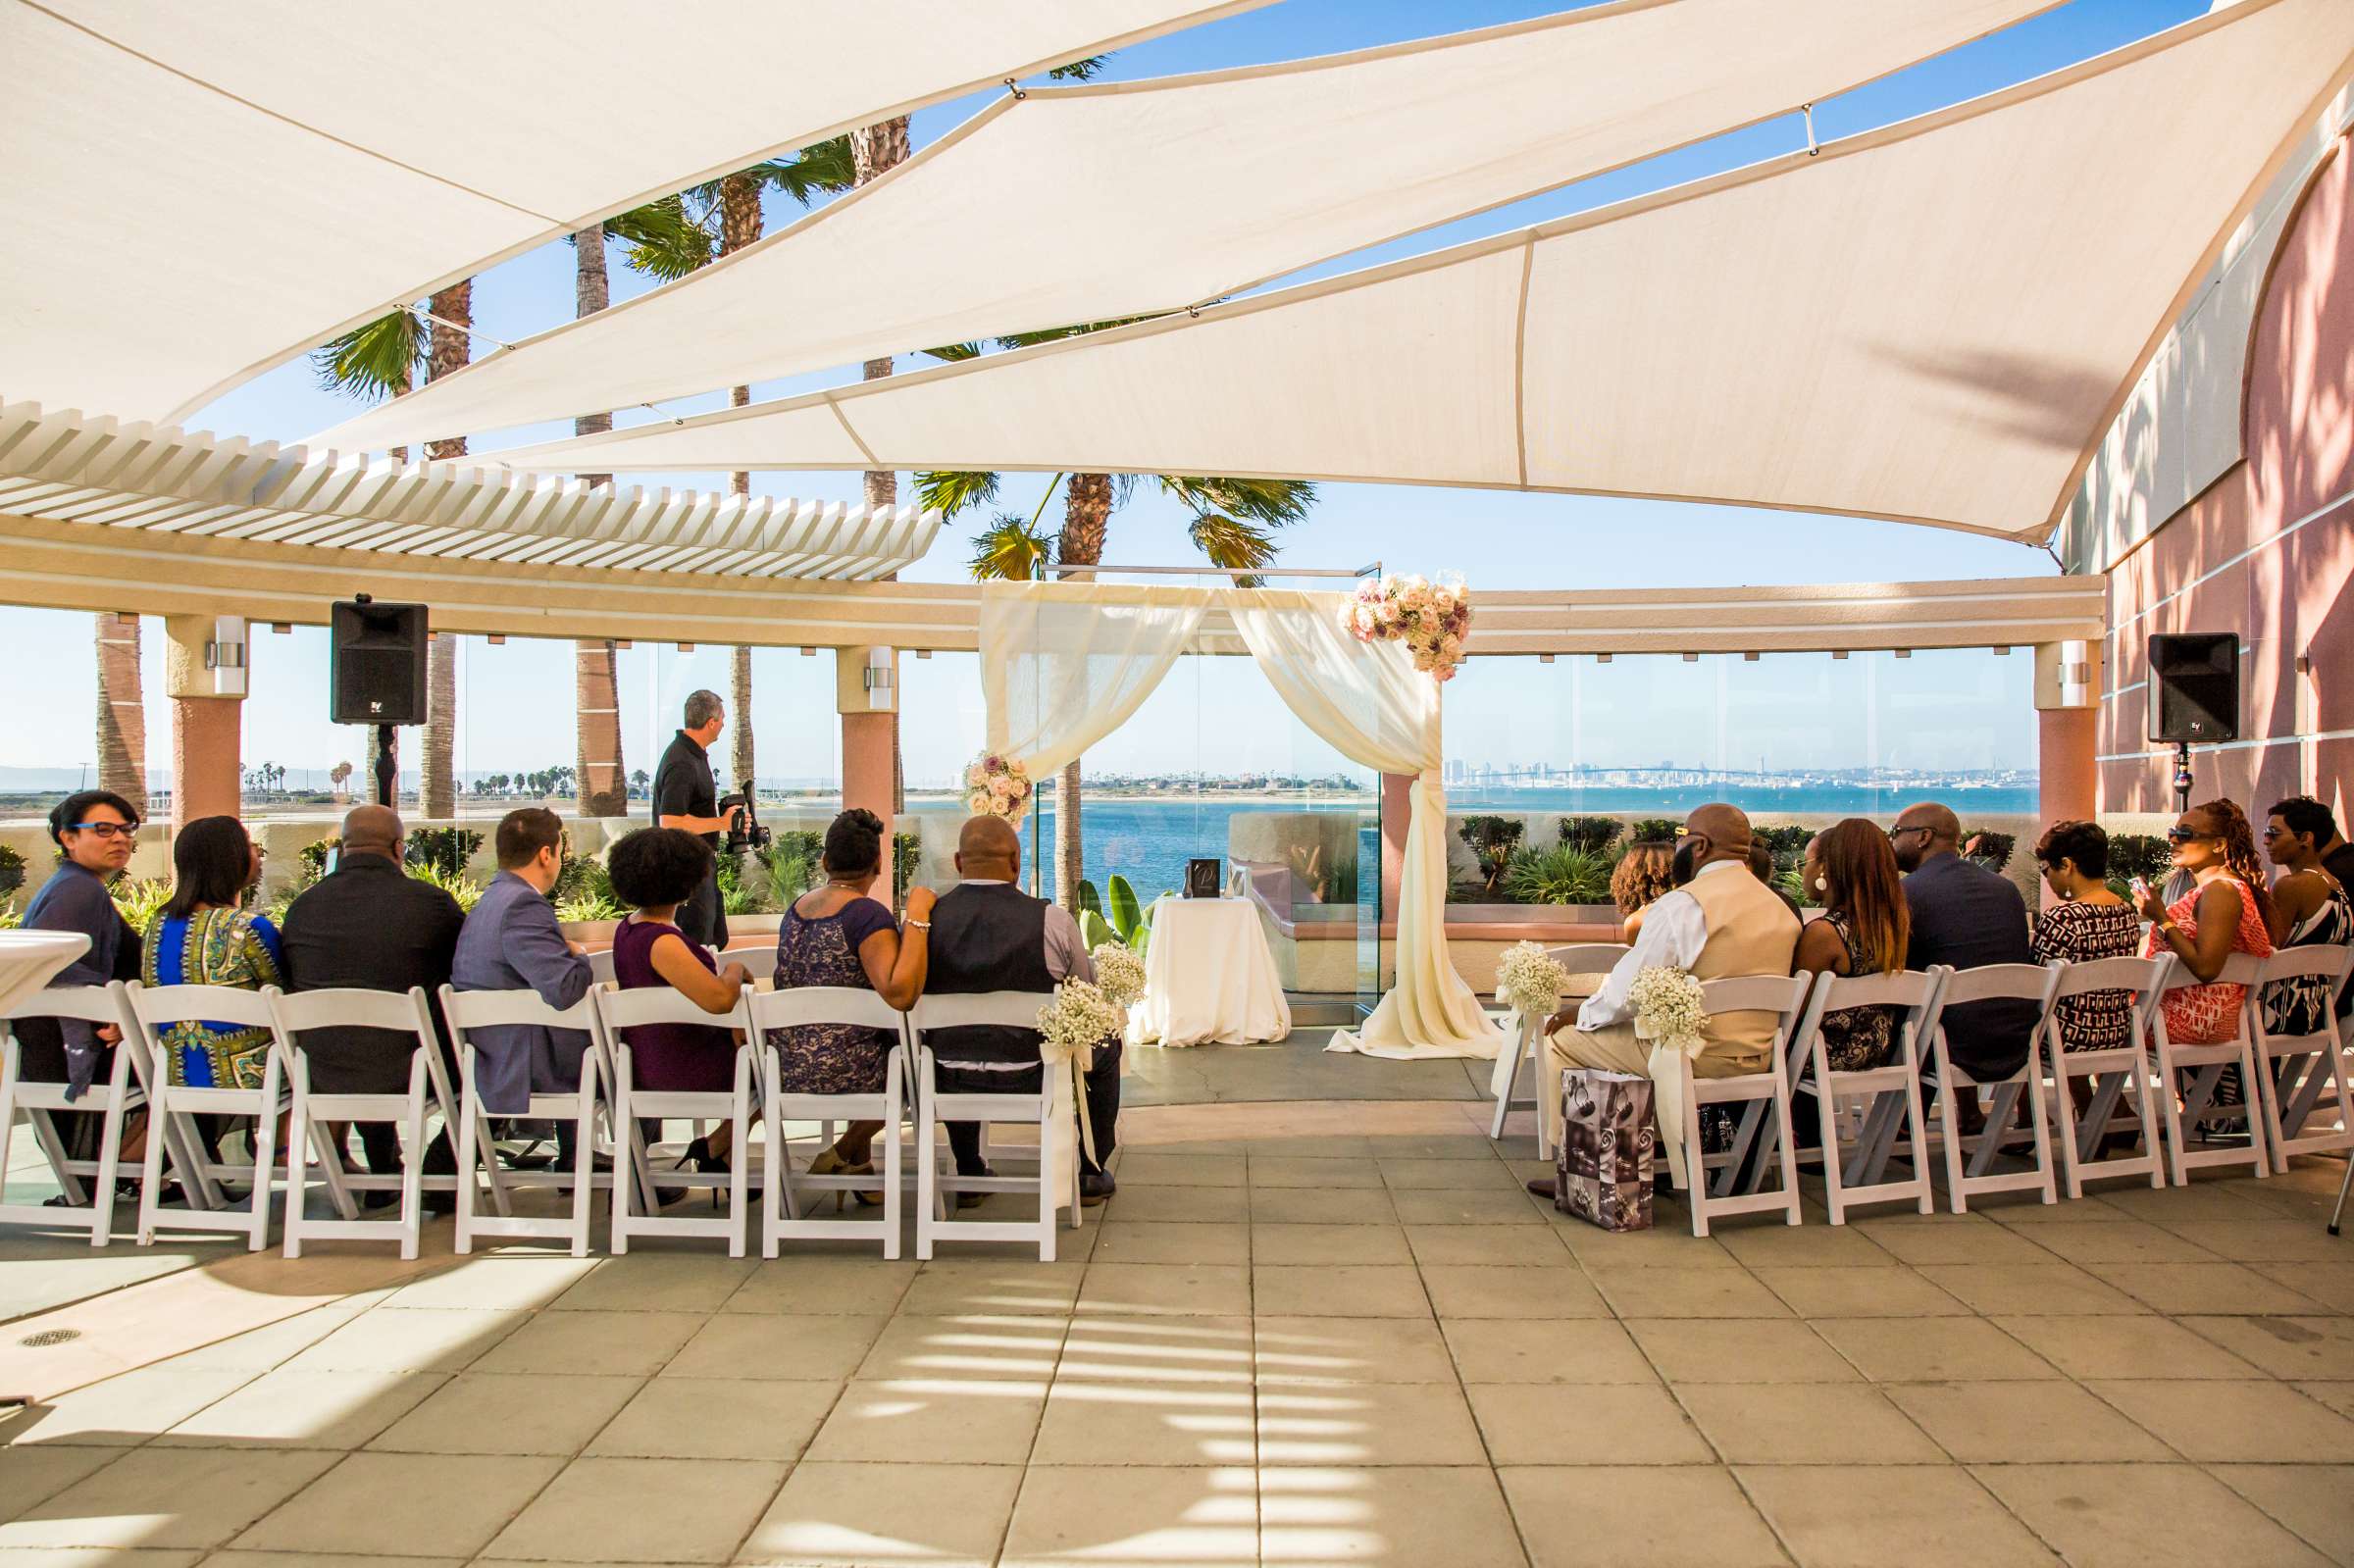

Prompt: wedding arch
xmin=977 ymin=579 xmax=1501 ymax=1059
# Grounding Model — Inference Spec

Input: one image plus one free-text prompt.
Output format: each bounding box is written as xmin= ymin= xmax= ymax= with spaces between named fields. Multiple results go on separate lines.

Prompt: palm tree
xmin=920 ymin=406 xmax=1316 ymax=906
xmin=93 ymin=612 xmax=146 ymax=817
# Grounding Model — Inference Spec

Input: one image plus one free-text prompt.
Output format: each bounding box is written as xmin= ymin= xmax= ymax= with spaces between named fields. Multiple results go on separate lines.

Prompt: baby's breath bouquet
xmin=1091 ymin=943 xmax=1148 ymax=1014
xmin=1628 ymin=965 xmax=1706 ymax=1056
xmin=1495 ymin=939 xmax=1568 ymax=1021
xmin=1037 ymin=978 xmax=1123 ymax=1065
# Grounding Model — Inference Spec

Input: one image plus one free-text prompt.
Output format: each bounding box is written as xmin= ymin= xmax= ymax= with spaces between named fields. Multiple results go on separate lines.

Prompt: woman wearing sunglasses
xmin=2136 ymin=800 xmax=2275 ymax=1067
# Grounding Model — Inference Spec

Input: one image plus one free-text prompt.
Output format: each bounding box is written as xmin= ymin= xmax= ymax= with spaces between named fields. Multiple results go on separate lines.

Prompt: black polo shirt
xmin=653 ymin=729 xmax=719 ymax=847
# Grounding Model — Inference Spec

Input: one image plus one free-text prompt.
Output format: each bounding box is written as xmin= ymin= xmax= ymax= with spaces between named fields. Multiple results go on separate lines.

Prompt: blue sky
xmin=1 ymin=0 xmax=2207 ymax=790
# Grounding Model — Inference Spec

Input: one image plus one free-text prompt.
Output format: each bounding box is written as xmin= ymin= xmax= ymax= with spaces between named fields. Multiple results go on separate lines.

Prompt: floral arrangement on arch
xmin=963 ymin=752 xmax=1033 ymax=820
xmin=1340 ymin=573 xmax=1472 ymax=682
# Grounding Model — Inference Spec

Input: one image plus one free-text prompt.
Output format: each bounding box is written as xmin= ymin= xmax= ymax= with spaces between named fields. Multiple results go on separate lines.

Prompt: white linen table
xmin=0 ymin=931 xmax=94 ymax=1014
xmin=1128 ymin=895 xmax=1291 ymax=1047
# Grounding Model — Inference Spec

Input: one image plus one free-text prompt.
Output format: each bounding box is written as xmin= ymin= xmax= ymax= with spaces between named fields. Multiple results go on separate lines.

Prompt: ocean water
xmin=914 ymin=784 xmax=2041 ymax=906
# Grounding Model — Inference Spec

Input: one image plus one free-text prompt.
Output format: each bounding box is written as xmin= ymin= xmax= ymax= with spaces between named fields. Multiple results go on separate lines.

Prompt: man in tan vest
xmin=1528 ymin=803 xmax=1800 ymax=1192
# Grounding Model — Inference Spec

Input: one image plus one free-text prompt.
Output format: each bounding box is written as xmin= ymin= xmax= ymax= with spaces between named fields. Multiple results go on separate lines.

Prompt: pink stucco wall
xmin=2101 ymin=133 xmax=2354 ymax=819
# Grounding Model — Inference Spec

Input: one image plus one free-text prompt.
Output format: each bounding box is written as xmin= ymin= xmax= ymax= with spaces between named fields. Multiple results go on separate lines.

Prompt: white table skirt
xmin=1127 ymin=895 xmax=1292 ymax=1047
xmin=0 ymin=931 xmax=93 ymax=1015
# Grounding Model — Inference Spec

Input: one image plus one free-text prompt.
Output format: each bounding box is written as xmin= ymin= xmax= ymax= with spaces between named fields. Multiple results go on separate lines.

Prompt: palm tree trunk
xmin=853 ymin=118 xmax=912 ymax=816
xmin=718 ymin=176 xmax=762 ymax=794
xmin=1051 ymin=474 xmax=1115 ymax=910
xmin=93 ymin=612 xmax=147 ymax=817
xmin=570 ymin=224 xmax=627 ymax=819
xmin=418 ymin=281 xmax=472 ymax=817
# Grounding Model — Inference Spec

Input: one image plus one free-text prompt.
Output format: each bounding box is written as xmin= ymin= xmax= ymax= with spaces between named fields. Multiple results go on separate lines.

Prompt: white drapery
xmin=978 ymin=582 xmax=1500 ymax=1059
xmin=1224 ymin=593 xmax=1502 ymax=1060
xmin=979 ymin=582 xmax=1211 ymax=776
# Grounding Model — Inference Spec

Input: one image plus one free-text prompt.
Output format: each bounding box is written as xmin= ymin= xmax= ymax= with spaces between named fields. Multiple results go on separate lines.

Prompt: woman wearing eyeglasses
xmin=2137 ymin=801 xmax=2275 ymax=1063
xmin=141 ymin=815 xmax=282 ymax=1089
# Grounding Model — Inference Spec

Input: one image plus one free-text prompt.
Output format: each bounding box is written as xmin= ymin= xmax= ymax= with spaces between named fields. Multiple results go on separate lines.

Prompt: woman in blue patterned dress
xmin=141 ymin=815 xmax=281 ymax=1088
xmin=768 ymin=810 xmax=933 ymax=1186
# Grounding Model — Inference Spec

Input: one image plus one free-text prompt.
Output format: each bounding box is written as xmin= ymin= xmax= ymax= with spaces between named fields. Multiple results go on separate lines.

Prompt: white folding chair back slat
xmin=2151 ymin=951 xmax=2271 ymax=1184
xmin=1680 ymin=973 xmax=1813 ymax=1238
xmin=2042 ymin=955 xmax=2170 ymax=1197
xmin=0 ymin=982 xmax=161 ymax=1246
xmin=748 ymin=986 xmax=909 ymax=1259
xmin=910 ymin=990 xmax=1078 ymax=1261
xmin=1488 ymin=942 xmax=1627 ymax=1154
xmin=123 ymin=982 xmax=293 ymax=1249
xmin=1789 ymin=967 xmax=1943 ymax=1225
xmin=587 ymin=948 xmax=618 ymax=986
xmin=439 ymin=985 xmax=610 ymax=1257
xmin=2248 ymin=945 xmax=2354 ymax=1170
xmin=593 ymin=986 xmax=757 ymax=1257
xmin=269 ymin=986 xmax=455 ymax=1260
xmin=1919 ymin=962 xmax=2061 ymax=1212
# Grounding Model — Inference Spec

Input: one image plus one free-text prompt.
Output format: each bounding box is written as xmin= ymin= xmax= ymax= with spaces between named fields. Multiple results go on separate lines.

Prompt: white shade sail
xmin=495 ymin=0 xmax=2354 ymax=543
xmin=315 ymin=0 xmax=2054 ymax=453
xmin=0 ymin=0 xmax=1264 ymax=424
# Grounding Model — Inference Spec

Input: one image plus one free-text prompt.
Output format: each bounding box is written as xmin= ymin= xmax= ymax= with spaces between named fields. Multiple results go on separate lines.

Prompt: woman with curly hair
xmin=2138 ymin=799 xmax=2276 ymax=1049
xmin=2029 ymin=820 xmax=2142 ymax=1053
xmin=606 ymin=827 xmax=751 ymax=1178
xmin=1610 ymin=839 xmax=1675 ymax=941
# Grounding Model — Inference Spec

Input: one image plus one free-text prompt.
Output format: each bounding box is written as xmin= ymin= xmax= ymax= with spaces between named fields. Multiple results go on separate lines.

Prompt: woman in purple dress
xmin=770 ymin=809 xmax=934 ymax=1189
xmin=606 ymin=828 xmax=751 ymax=1176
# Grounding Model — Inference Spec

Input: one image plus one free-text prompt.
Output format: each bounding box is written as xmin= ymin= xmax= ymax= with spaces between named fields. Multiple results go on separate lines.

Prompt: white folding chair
xmin=269 ymin=986 xmax=462 ymax=1260
xmin=1487 ymin=943 xmax=1626 ymax=1155
xmin=2150 ymin=951 xmax=2271 ymax=1184
xmin=910 ymin=991 xmax=1079 ymax=1261
xmin=594 ymin=986 xmax=757 ymax=1257
xmin=748 ymin=986 xmax=909 ymax=1258
xmin=124 ymin=981 xmax=323 ymax=1249
xmin=587 ymin=948 xmax=618 ymax=986
xmin=1918 ymin=963 xmax=2061 ymax=1212
xmin=439 ymin=985 xmax=606 ymax=1257
xmin=0 ymin=983 xmax=171 ymax=1245
xmin=2249 ymin=946 xmax=2354 ymax=1170
xmin=2043 ymin=955 xmax=2170 ymax=1198
xmin=1788 ymin=968 xmax=1945 ymax=1224
xmin=1676 ymin=973 xmax=1814 ymax=1238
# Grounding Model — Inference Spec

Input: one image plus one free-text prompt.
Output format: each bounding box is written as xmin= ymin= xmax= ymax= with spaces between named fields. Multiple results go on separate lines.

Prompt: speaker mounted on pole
xmin=330 ymin=597 xmax=429 ymax=726
xmin=2146 ymin=632 xmax=2239 ymax=743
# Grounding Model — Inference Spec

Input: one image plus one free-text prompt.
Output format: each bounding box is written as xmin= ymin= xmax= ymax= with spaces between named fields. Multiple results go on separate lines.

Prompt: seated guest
xmin=143 ymin=816 xmax=281 ymax=1089
xmin=452 ymin=809 xmax=593 ymax=1133
xmin=2262 ymin=796 xmax=2352 ymax=1032
xmin=770 ymin=808 xmax=934 ymax=1192
xmin=923 ymin=815 xmax=1120 ymax=1204
xmin=1793 ymin=819 xmax=1909 ymax=1075
xmin=1529 ymin=804 xmax=1801 ymax=1191
xmin=1746 ymin=840 xmax=1804 ymax=920
xmin=1610 ymin=839 xmax=1675 ymax=941
xmin=20 ymin=790 xmax=149 ymax=1169
xmin=1892 ymin=803 xmax=2038 ymax=1113
xmin=280 ymin=805 xmax=465 ymax=1182
xmin=2139 ymin=798 xmax=2276 ymax=1048
xmin=606 ymin=827 xmax=752 ymax=1178
xmin=2029 ymin=821 xmax=2142 ymax=1054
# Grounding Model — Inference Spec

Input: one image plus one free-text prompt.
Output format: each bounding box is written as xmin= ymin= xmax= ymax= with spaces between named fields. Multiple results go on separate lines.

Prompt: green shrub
xmin=0 ymin=842 xmax=26 ymax=900
xmin=1458 ymin=816 xmax=1525 ymax=897
xmin=1555 ymin=816 xmax=1621 ymax=854
xmin=891 ymin=829 xmax=923 ymax=907
xmin=2103 ymin=832 xmax=2171 ymax=898
xmin=1076 ymin=880 xmax=1104 ymax=918
xmin=554 ymin=848 xmax=614 ymax=907
xmin=1503 ymin=844 xmax=1612 ymax=906
xmin=405 ymin=827 xmax=483 ymax=877
xmin=298 ymin=837 xmax=337 ymax=879
xmin=1962 ymin=829 xmax=2017 ymax=875
xmin=1629 ymin=817 xmax=1683 ymax=843
xmin=407 ymin=862 xmax=485 ymax=912
xmin=109 ymin=876 xmax=173 ymax=937
xmin=1753 ymin=824 xmax=1815 ymax=875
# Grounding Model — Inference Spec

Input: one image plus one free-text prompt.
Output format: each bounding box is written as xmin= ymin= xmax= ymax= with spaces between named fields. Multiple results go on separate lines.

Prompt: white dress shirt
xmin=1576 ymin=860 xmax=1747 ymax=1031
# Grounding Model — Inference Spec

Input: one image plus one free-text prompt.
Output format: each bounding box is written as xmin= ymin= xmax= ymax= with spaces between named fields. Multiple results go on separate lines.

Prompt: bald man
xmin=1892 ymin=799 xmax=2037 ymax=1093
xmin=921 ymin=815 xmax=1121 ymax=1204
xmin=280 ymin=804 xmax=466 ymax=1181
xmin=1531 ymin=803 xmax=1800 ymax=1191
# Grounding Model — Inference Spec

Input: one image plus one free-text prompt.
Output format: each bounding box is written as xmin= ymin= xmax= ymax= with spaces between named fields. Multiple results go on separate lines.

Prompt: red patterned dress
xmin=2144 ymin=877 xmax=2274 ymax=1044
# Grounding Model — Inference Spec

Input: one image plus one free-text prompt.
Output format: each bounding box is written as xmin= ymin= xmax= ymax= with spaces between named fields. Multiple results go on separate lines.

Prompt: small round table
xmin=1127 ymin=895 xmax=1291 ymax=1047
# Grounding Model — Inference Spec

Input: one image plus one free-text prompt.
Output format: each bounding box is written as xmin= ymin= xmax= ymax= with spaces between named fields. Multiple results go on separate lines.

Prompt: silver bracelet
xmin=905 ymin=918 xmax=931 ymax=931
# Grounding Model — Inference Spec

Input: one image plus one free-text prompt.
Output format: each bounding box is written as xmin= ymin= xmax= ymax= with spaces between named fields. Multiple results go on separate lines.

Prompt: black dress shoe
xmin=1525 ymin=1177 xmax=1558 ymax=1200
xmin=1079 ymin=1170 xmax=1116 ymax=1206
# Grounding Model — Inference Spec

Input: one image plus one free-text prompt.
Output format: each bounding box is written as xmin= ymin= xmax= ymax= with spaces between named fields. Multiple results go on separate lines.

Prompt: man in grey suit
xmin=451 ymin=808 xmax=593 ymax=1121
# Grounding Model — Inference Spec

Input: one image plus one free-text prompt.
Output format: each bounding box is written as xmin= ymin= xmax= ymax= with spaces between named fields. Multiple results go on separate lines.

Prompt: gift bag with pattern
xmin=1555 ymin=1068 xmax=1656 ymax=1232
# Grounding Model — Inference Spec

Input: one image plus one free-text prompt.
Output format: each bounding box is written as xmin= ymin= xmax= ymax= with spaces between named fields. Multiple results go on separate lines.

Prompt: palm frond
xmin=1187 ymin=511 xmax=1279 ymax=586
xmin=915 ymin=469 xmax=1001 ymax=519
xmin=607 ymin=195 xmax=711 ymax=280
xmin=311 ymin=308 xmax=426 ymax=400
xmin=921 ymin=341 xmax=985 ymax=363
xmin=755 ymin=135 xmax=856 ymax=205
xmin=1046 ymin=54 xmax=1110 ymax=81
xmin=968 ymin=511 xmax=1055 ymax=582
xmin=1158 ymin=475 xmax=1318 ymax=530
xmin=994 ymin=312 xmax=1163 ymax=350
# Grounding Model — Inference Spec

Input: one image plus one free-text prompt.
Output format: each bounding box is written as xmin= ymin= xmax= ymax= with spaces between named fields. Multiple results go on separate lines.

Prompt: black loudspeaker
xmin=1186 ymin=857 xmax=1223 ymax=898
xmin=330 ymin=598 xmax=430 ymax=725
xmin=2148 ymin=632 xmax=2239 ymax=743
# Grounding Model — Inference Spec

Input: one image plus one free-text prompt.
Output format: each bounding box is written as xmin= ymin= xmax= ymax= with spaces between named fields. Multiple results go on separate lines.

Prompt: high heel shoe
xmin=806 ymin=1146 xmax=884 ymax=1209
xmin=659 ymin=1137 xmax=733 ymax=1208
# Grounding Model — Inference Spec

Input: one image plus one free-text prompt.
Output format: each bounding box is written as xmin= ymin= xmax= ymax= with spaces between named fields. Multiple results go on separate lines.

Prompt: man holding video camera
xmin=653 ymin=688 xmax=743 ymax=950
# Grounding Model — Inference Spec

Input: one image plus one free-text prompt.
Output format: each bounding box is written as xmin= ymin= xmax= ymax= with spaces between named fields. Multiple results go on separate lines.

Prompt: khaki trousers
xmin=1540 ymin=1026 xmax=1772 ymax=1155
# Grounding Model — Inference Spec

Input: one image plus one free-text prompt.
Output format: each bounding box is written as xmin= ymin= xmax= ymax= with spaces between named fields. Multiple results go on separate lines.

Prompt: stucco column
xmin=164 ymin=614 xmax=248 ymax=827
xmin=2034 ymin=639 xmax=2101 ymax=905
xmin=838 ymin=647 xmax=898 ymax=894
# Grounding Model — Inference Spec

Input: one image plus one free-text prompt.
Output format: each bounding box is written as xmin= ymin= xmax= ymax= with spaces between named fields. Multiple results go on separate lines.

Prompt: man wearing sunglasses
xmin=16 ymin=790 xmax=147 ymax=1166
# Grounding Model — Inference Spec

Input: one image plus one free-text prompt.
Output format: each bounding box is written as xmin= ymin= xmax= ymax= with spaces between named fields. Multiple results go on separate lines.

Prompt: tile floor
xmin=1 ymin=1051 xmax=2351 ymax=1567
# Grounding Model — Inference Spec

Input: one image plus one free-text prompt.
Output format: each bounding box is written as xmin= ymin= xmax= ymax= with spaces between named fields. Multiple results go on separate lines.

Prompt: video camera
xmin=718 ymin=789 xmax=771 ymax=855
